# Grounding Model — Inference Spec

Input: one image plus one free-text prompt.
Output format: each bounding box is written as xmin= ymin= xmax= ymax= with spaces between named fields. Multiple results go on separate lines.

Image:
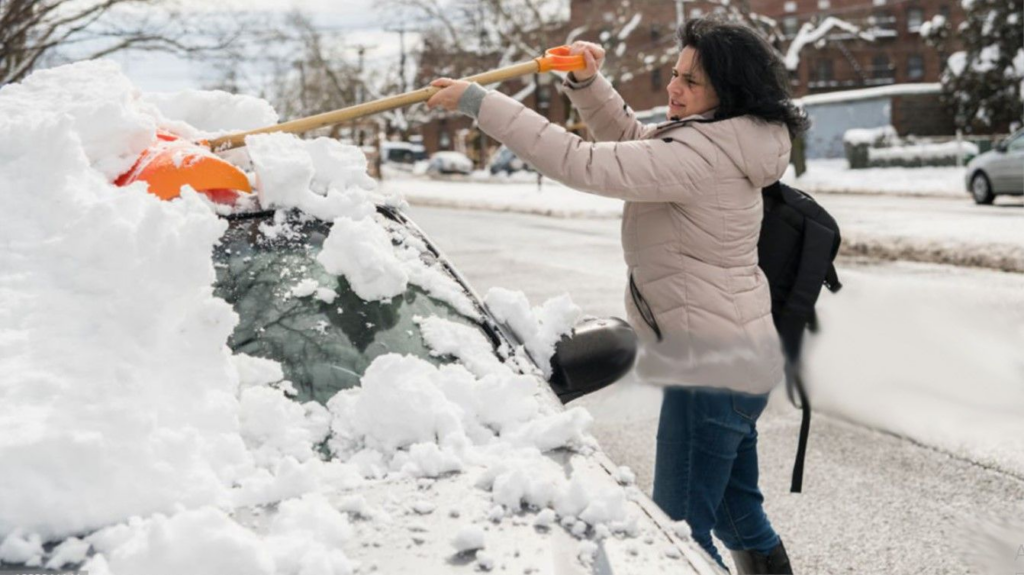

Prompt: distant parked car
xmin=488 ymin=145 xmax=534 ymax=175
xmin=427 ymin=151 xmax=474 ymax=175
xmin=965 ymin=129 xmax=1024 ymax=204
xmin=381 ymin=141 xmax=428 ymax=164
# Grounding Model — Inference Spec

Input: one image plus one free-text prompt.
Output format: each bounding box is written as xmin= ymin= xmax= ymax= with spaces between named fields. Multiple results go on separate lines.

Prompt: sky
xmin=112 ymin=0 xmax=413 ymax=93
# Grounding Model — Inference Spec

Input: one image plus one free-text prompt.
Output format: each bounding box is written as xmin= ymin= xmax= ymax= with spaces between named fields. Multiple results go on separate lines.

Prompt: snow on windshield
xmin=0 ymin=60 xmax=643 ymax=574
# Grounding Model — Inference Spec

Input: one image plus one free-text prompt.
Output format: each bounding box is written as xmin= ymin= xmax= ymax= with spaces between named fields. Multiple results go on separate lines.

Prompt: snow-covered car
xmin=488 ymin=145 xmax=534 ymax=175
xmin=1 ymin=59 xmax=724 ymax=575
xmin=965 ymin=128 xmax=1024 ymax=204
xmin=1 ymin=200 xmax=723 ymax=574
xmin=204 ymin=205 xmax=724 ymax=574
xmin=427 ymin=151 xmax=474 ymax=175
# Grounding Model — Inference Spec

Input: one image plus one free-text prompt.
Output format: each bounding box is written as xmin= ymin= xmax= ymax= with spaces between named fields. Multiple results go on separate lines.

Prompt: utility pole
xmin=348 ymin=44 xmax=373 ymax=146
xmin=350 ymin=44 xmax=370 ymax=104
xmin=385 ymin=23 xmax=417 ymax=94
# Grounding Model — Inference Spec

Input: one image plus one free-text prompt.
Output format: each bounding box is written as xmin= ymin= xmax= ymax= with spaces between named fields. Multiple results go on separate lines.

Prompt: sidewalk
xmin=382 ymin=170 xmax=1024 ymax=273
xmin=790 ymin=159 xmax=968 ymax=198
xmin=820 ymin=193 xmax=1024 ymax=273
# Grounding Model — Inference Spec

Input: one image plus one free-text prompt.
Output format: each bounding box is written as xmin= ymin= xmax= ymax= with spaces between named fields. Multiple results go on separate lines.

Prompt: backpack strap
xmin=825 ymin=263 xmax=842 ymax=293
xmin=778 ymin=219 xmax=836 ymax=495
xmin=788 ymin=364 xmax=811 ymax=493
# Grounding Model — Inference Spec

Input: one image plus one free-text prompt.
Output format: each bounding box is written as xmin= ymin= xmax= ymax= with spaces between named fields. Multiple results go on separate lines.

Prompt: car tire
xmin=970 ymin=172 xmax=995 ymax=205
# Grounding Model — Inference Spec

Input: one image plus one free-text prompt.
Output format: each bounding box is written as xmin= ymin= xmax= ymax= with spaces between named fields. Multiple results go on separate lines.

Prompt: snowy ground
xmin=382 ymin=173 xmax=624 ymax=218
xmin=381 ymin=159 xmax=974 ymax=213
xmin=381 ymin=174 xmax=1024 ymax=272
xmin=818 ymin=193 xmax=1024 ymax=272
xmin=789 ymin=159 xmax=969 ymax=198
xmin=406 ymin=205 xmax=1024 ymax=574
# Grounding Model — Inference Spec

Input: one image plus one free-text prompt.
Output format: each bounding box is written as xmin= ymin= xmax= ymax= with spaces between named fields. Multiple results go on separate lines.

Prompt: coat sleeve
xmin=477 ymin=89 xmax=714 ymax=204
xmin=562 ymin=72 xmax=657 ymax=143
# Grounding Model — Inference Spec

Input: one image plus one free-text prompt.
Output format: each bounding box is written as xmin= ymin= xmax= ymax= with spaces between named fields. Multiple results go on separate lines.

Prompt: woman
xmin=428 ymin=16 xmax=806 ymax=574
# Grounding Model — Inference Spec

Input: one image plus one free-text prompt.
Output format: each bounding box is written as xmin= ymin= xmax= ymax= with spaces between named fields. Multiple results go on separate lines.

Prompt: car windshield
xmin=213 ymin=213 xmax=492 ymax=405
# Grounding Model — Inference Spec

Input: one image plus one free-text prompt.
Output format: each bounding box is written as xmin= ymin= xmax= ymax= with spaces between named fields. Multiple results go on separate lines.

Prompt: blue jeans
xmin=652 ymin=386 xmax=780 ymax=571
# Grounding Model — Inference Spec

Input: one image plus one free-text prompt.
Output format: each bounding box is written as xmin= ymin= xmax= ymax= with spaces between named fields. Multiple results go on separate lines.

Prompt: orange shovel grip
xmin=536 ymin=45 xmax=586 ymax=73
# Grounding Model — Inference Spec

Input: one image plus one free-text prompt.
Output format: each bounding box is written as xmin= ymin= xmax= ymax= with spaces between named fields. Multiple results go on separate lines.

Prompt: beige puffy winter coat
xmin=475 ymin=73 xmax=790 ymax=394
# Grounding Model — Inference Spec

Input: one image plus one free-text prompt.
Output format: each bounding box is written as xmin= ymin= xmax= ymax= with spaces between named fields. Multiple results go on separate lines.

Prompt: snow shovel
xmin=117 ymin=46 xmax=586 ymax=203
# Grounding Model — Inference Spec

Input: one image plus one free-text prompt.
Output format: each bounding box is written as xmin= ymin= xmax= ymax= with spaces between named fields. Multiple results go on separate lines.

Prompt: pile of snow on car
xmin=0 ymin=60 xmax=653 ymax=574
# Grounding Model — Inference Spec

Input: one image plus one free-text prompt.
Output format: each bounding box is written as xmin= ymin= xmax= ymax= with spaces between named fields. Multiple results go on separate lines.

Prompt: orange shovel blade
xmin=116 ymin=132 xmax=252 ymax=202
xmin=536 ymin=46 xmax=587 ymax=73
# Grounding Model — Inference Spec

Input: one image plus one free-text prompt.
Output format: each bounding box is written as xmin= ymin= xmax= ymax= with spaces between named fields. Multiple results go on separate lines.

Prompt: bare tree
xmin=389 ymin=0 xmax=792 ymax=93
xmin=209 ymin=11 xmax=409 ymax=143
xmin=0 ymin=0 xmax=250 ymax=86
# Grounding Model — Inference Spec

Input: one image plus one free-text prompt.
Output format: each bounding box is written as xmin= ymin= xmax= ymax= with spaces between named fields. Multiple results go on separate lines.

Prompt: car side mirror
xmin=995 ymin=140 xmax=1008 ymax=153
xmin=548 ymin=317 xmax=638 ymax=404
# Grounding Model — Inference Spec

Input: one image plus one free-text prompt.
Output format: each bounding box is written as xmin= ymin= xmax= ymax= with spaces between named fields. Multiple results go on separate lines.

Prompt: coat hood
xmin=655 ymin=115 xmax=792 ymax=189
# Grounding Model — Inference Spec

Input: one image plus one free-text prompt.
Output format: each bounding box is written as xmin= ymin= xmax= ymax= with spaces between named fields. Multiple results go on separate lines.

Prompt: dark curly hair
xmin=677 ymin=17 xmax=809 ymax=139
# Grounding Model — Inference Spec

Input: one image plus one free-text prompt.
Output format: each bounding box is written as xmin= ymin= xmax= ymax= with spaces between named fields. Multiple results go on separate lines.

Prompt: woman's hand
xmin=568 ymin=41 xmax=605 ymax=81
xmin=426 ymin=78 xmax=470 ymax=112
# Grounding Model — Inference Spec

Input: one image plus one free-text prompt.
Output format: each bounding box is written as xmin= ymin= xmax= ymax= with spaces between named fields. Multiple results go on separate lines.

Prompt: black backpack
xmin=757 ymin=181 xmax=842 ymax=493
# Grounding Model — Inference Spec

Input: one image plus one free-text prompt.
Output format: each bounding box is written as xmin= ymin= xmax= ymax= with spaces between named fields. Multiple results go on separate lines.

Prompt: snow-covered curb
xmin=787 ymin=160 xmax=968 ymax=198
xmin=840 ymin=233 xmax=1024 ymax=273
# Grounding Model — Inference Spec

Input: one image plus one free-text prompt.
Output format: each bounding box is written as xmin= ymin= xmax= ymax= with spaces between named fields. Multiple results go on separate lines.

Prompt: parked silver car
xmin=965 ymin=129 xmax=1024 ymax=204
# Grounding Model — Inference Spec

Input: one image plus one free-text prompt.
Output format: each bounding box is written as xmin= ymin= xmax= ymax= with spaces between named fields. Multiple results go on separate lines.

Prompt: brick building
xmin=749 ymin=0 xmax=963 ymax=96
xmin=415 ymin=0 xmax=963 ymax=163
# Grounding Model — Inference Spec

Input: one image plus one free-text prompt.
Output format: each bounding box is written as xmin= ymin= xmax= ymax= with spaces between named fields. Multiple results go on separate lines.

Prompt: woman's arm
xmin=562 ymin=72 xmax=657 ymax=143
xmin=461 ymin=86 xmax=714 ymax=204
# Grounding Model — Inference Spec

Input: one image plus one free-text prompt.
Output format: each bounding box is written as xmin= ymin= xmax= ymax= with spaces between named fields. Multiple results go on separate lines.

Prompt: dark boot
xmin=729 ymin=539 xmax=793 ymax=574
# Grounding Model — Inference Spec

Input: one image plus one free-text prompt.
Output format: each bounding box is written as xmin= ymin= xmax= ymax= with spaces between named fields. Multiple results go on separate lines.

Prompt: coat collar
xmin=649 ymin=108 xmax=718 ymax=139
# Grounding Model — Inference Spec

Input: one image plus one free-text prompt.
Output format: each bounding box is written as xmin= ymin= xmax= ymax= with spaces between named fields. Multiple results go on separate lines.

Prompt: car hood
xmin=231 ymin=450 xmax=719 ymax=575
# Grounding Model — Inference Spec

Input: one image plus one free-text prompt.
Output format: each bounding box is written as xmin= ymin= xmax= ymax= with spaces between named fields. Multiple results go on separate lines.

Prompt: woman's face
xmin=666 ymin=46 xmax=720 ymax=120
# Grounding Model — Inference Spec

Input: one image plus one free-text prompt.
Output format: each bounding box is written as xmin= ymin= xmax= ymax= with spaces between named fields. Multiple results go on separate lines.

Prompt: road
xmin=406 ymin=204 xmax=1024 ymax=575
xmin=383 ymin=176 xmax=1024 ymax=272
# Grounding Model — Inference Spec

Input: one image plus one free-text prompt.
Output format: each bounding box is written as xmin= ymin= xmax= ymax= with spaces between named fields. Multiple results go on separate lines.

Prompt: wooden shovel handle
xmin=209 ymin=60 xmax=540 ymax=151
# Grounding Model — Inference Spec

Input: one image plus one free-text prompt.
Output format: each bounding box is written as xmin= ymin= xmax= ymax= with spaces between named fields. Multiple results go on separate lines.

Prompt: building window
xmin=907 ymin=7 xmax=924 ymax=32
xmin=872 ymin=10 xmax=895 ymax=26
xmin=818 ymin=0 xmax=831 ymax=9
xmin=938 ymin=5 xmax=951 ymax=19
xmin=907 ymin=54 xmax=924 ymax=79
xmin=650 ymin=24 xmax=661 ymax=44
xmin=871 ymin=54 xmax=893 ymax=80
xmin=873 ymin=0 xmax=886 ymax=6
xmin=690 ymin=7 xmax=703 ymax=18
xmin=651 ymin=68 xmax=663 ymax=91
xmin=784 ymin=1 xmax=797 ymax=12
xmin=815 ymin=59 xmax=834 ymax=82
xmin=783 ymin=16 xmax=799 ymax=37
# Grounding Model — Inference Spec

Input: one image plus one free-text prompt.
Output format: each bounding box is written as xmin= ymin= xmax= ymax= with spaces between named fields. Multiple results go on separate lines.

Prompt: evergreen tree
xmin=934 ymin=0 xmax=1024 ymax=133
